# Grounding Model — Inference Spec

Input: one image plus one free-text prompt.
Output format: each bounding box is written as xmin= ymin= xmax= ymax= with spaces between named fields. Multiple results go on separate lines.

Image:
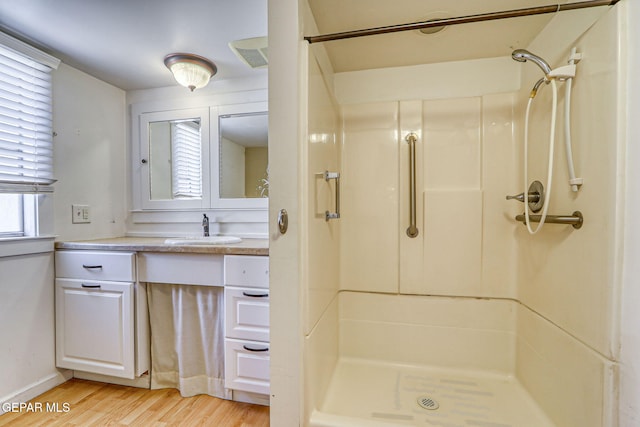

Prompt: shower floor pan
xmin=309 ymin=358 xmax=555 ymax=427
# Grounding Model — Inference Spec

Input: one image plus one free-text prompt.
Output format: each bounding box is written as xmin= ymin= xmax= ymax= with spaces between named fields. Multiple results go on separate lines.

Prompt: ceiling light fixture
xmin=164 ymin=53 xmax=217 ymax=92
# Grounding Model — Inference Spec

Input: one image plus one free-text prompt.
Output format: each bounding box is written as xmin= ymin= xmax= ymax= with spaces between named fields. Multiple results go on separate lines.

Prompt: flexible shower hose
xmin=524 ymin=78 xmax=558 ymax=234
xmin=564 ymin=47 xmax=581 ymax=192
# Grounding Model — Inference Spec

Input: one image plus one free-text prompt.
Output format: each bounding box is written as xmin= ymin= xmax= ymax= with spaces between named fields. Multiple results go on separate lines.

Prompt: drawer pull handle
xmin=82 ymin=264 xmax=103 ymax=270
xmin=81 ymin=284 xmax=101 ymax=288
xmin=242 ymin=292 xmax=269 ymax=298
xmin=243 ymin=345 xmax=269 ymax=352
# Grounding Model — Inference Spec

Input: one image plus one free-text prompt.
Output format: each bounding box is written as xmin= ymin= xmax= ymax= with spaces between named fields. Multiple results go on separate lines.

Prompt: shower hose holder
xmin=547 ymin=64 xmax=576 ymax=81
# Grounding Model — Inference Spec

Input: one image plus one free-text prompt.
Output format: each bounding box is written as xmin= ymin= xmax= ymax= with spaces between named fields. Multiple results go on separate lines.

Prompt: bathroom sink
xmin=164 ymin=236 xmax=242 ymax=245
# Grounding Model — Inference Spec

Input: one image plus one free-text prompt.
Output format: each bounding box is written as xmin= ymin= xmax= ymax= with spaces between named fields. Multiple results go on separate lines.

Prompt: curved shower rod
xmin=304 ymin=0 xmax=620 ymax=44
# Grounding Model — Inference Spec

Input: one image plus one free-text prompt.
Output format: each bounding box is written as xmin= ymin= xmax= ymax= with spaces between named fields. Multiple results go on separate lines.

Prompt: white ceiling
xmin=0 ymin=0 xmax=612 ymax=91
xmin=0 ymin=0 xmax=268 ymax=91
xmin=306 ymin=0 xmax=574 ymax=72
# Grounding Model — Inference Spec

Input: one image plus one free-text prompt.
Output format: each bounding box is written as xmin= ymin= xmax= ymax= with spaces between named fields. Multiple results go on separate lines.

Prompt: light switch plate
xmin=72 ymin=204 xmax=90 ymax=224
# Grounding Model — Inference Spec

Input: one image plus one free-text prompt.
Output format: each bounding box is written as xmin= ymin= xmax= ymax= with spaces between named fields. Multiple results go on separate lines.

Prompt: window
xmin=0 ymin=194 xmax=23 ymax=236
xmin=0 ymin=32 xmax=59 ymax=236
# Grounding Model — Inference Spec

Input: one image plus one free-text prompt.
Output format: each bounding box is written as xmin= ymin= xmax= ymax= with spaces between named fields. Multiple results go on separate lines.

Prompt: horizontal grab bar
xmin=515 ymin=211 xmax=583 ymax=229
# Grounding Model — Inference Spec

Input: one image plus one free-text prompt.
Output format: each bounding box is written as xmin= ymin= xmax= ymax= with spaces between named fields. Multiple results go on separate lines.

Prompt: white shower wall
xmin=302 ymin=3 xmax=624 ymax=427
xmin=339 ymin=94 xmax=518 ymax=298
xmin=302 ymin=40 xmax=342 ymax=420
xmin=516 ymin=1 xmax=621 ymax=359
xmin=514 ymin=6 xmax=623 ymax=426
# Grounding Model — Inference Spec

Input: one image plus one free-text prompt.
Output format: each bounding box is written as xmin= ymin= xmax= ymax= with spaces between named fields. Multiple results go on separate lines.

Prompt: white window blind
xmin=0 ymin=37 xmax=58 ymax=194
xmin=171 ymin=121 xmax=202 ymax=199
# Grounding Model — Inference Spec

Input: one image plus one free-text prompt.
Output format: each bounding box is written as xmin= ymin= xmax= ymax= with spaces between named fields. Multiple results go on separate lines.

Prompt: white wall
xmin=620 ymin=0 xmax=640 ymax=424
xmin=53 ymin=63 xmax=127 ymax=241
xmin=268 ymin=0 xmax=305 ymax=424
xmin=0 ymin=250 xmax=70 ymax=413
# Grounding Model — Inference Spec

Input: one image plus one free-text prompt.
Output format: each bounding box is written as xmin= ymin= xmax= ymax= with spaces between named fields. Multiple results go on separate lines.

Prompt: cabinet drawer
xmin=225 ymin=286 xmax=269 ymax=342
xmin=224 ymin=255 xmax=269 ymax=288
xmin=224 ymin=338 xmax=270 ymax=395
xmin=56 ymin=251 xmax=135 ymax=282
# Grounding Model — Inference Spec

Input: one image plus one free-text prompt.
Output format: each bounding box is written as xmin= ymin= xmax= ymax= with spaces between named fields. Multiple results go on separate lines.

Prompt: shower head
xmin=512 ymin=49 xmax=552 ymax=75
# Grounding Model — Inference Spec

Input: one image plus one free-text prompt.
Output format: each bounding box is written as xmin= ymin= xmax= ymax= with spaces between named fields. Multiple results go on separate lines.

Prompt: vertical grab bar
xmin=406 ymin=133 xmax=419 ymax=238
xmin=325 ymin=171 xmax=340 ymax=221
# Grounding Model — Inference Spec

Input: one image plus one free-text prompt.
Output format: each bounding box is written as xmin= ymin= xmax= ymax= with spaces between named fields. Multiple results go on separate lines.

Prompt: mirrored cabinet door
xmin=212 ymin=102 xmax=268 ymax=210
xmin=139 ymin=108 xmax=210 ymax=210
xmin=219 ymin=112 xmax=268 ymax=199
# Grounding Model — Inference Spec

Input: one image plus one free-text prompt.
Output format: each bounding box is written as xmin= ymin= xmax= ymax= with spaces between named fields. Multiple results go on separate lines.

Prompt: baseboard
xmin=73 ymin=371 xmax=151 ymax=389
xmin=0 ymin=369 xmax=73 ymax=415
xmin=231 ymin=389 xmax=270 ymax=406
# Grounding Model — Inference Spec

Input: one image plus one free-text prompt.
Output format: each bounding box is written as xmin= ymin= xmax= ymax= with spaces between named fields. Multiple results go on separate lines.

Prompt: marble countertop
xmin=54 ymin=236 xmax=269 ymax=256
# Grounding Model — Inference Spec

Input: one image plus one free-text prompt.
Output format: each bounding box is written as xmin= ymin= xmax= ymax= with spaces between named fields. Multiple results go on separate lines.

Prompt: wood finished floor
xmin=0 ymin=379 xmax=269 ymax=426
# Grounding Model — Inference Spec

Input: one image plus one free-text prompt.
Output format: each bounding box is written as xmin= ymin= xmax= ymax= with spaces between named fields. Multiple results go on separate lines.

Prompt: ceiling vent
xmin=229 ymin=36 xmax=268 ymax=69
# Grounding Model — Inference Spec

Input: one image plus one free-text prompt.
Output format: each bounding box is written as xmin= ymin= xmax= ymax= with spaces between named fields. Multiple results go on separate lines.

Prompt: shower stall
xmin=268 ymin=1 xmax=638 ymax=426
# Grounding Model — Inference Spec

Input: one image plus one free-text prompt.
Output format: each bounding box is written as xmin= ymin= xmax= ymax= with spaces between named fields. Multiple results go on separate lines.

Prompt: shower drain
xmin=417 ymin=396 xmax=439 ymax=411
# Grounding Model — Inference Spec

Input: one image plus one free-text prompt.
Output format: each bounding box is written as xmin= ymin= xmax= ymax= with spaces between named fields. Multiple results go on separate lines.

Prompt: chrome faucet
xmin=202 ymin=213 xmax=209 ymax=237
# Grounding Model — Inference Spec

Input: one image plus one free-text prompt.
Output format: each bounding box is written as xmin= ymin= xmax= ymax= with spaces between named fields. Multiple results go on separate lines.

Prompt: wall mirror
xmin=149 ymin=118 xmax=202 ymax=200
xmin=219 ymin=112 xmax=268 ymax=199
xmin=211 ymin=102 xmax=268 ymax=210
xmin=138 ymin=107 xmax=211 ymax=210
xmin=133 ymin=101 xmax=267 ymax=212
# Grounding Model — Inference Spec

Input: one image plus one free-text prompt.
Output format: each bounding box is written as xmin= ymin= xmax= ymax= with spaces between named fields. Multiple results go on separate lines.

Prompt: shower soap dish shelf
xmin=515 ymin=211 xmax=583 ymax=229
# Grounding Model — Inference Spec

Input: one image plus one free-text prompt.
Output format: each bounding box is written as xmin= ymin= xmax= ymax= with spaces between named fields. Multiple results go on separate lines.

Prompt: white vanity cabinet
xmin=224 ymin=255 xmax=270 ymax=396
xmin=55 ymin=251 xmax=148 ymax=379
xmin=53 ymin=239 xmax=269 ymax=399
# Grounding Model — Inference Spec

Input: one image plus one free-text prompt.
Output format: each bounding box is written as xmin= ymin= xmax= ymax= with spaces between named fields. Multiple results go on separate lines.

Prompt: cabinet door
xmin=55 ymin=279 xmax=134 ymax=379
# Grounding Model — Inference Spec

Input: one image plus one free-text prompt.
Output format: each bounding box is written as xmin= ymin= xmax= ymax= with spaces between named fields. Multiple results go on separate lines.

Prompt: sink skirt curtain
xmin=147 ymin=284 xmax=231 ymax=399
